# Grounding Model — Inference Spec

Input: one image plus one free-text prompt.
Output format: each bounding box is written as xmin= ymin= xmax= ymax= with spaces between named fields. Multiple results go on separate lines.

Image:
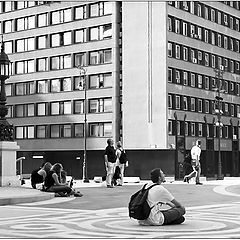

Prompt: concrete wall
xmin=122 ymin=2 xmax=168 ymax=150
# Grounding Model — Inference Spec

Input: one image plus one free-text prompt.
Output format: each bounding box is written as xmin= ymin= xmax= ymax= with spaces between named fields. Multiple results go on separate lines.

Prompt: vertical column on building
xmin=112 ymin=2 xmax=121 ymax=143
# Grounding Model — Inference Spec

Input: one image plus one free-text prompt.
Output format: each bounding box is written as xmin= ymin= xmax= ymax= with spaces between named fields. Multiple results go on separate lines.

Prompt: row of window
xmin=168 ymin=16 xmax=240 ymax=53
xmin=5 ymin=73 xmax=112 ymax=97
xmin=15 ymin=122 xmax=112 ymax=139
xmin=7 ymin=97 xmax=112 ymax=118
xmin=12 ymin=49 xmax=112 ymax=75
xmin=168 ymin=68 xmax=240 ymax=96
xmin=168 ymin=1 xmax=240 ymax=32
xmin=222 ymin=1 xmax=240 ymax=10
xmin=1 ymin=2 xmax=112 ymax=33
xmin=168 ymin=119 xmax=239 ymax=139
xmin=0 ymin=1 xmax=49 ymax=13
xmin=4 ymin=24 xmax=112 ymax=54
xmin=168 ymin=42 xmax=240 ymax=74
xmin=168 ymin=93 xmax=240 ymax=118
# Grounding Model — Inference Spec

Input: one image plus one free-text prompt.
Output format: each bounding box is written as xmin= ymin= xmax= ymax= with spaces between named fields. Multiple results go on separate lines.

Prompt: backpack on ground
xmin=128 ymin=183 xmax=157 ymax=220
xmin=119 ymin=149 xmax=127 ymax=164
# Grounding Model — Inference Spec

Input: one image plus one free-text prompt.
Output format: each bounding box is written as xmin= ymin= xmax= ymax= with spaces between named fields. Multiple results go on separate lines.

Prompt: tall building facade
xmin=1 ymin=1 xmax=239 ymax=179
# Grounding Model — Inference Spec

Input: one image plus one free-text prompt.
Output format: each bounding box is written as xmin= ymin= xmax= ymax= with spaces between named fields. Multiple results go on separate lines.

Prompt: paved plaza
xmin=0 ymin=178 xmax=240 ymax=238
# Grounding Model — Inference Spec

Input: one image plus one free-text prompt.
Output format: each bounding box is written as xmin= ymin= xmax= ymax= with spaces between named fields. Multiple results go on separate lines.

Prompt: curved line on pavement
xmin=213 ymin=184 xmax=240 ymax=197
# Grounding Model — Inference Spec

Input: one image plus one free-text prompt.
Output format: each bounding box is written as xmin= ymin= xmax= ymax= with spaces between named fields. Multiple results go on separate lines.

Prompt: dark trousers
xmin=162 ymin=206 xmax=185 ymax=225
xmin=46 ymin=185 xmax=72 ymax=194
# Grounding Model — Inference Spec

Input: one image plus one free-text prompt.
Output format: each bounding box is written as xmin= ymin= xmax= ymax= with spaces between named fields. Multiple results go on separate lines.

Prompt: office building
xmin=0 ymin=1 xmax=239 ymax=179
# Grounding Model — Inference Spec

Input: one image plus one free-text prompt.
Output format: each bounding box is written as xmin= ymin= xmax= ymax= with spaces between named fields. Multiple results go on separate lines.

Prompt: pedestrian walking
xmin=115 ymin=141 xmax=127 ymax=186
xmin=138 ymin=168 xmax=186 ymax=226
xmin=104 ymin=138 xmax=117 ymax=188
xmin=183 ymin=140 xmax=203 ymax=185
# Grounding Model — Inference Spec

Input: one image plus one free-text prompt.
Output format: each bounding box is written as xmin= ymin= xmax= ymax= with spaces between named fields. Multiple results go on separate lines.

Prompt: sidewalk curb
xmin=0 ymin=190 xmax=55 ymax=206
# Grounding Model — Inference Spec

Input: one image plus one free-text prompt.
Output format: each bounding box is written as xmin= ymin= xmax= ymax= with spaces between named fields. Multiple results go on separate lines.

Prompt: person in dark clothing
xmin=183 ymin=153 xmax=193 ymax=176
xmin=44 ymin=163 xmax=83 ymax=197
xmin=31 ymin=162 xmax=52 ymax=189
xmin=104 ymin=138 xmax=117 ymax=188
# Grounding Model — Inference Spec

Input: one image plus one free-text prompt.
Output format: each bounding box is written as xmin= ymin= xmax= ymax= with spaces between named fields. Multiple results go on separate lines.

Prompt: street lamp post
xmin=76 ymin=66 xmax=89 ymax=183
xmin=213 ymin=66 xmax=225 ymax=180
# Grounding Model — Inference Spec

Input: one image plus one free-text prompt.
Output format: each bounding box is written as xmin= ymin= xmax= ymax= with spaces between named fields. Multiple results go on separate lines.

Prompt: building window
xmin=168 ymin=43 xmax=172 ymax=57
xmin=6 ymin=84 xmax=12 ymax=96
xmin=50 ymin=55 xmax=71 ymax=70
xmin=50 ymin=31 xmax=72 ymax=47
xmin=15 ymin=104 xmax=24 ymax=118
xmin=168 ymin=94 xmax=172 ymax=109
xmin=183 ymin=22 xmax=187 ymax=36
xmin=74 ymin=52 xmax=86 ymax=67
xmin=74 ymin=100 xmax=84 ymax=114
xmin=205 ymin=76 xmax=209 ymax=90
xmin=74 ymin=29 xmax=86 ymax=43
xmin=205 ymin=100 xmax=209 ymax=113
xmin=198 ymin=123 xmax=203 ymax=137
xmin=89 ymin=98 xmax=112 ymax=113
xmin=176 ymin=96 xmax=180 ymax=109
xmin=191 ymin=73 xmax=195 ymax=87
xmin=4 ymin=41 xmax=13 ymax=54
xmin=15 ymin=60 xmax=34 ymax=74
xmin=175 ymin=19 xmax=180 ymax=34
xmin=204 ymin=29 xmax=209 ymax=43
xmin=37 ymin=58 xmax=48 ymax=72
xmin=3 ymin=19 xmax=14 ymax=33
xmin=51 ymin=8 xmax=71 ymax=25
xmin=175 ymin=45 xmax=180 ymax=59
xmin=183 ymin=72 xmax=188 ymax=85
xmin=198 ymin=75 xmax=203 ymax=88
xmin=16 ymin=16 xmax=35 ymax=31
xmin=89 ymin=122 xmax=112 ymax=137
xmin=89 ymin=2 xmax=112 ymax=17
xmin=37 ymin=80 xmax=49 ymax=94
xmin=16 ymin=126 xmax=34 ymax=139
xmin=50 ymin=125 xmax=60 ymax=138
xmin=37 ymin=13 xmax=48 ymax=27
xmin=168 ymin=17 xmax=172 ymax=31
xmin=198 ymin=99 xmax=203 ymax=112
xmin=168 ymin=120 xmax=173 ymax=135
xmin=176 ymin=70 xmax=180 ymax=83
xmin=63 ymin=124 xmax=71 ymax=138
xmin=88 ymin=73 xmax=112 ymax=89
xmin=37 ymin=35 xmax=48 ymax=49
xmin=74 ymin=76 xmax=85 ymax=90
xmin=36 ymin=125 xmax=46 ymax=138
xmin=89 ymin=24 xmax=112 ymax=41
xmin=74 ymin=123 xmax=84 ymax=137
xmin=183 ymin=96 xmax=188 ymax=110
xmin=191 ymin=123 xmax=195 ymax=136
xmin=37 ymin=103 xmax=46 ymax=116
xmin=183 ymin=47 xmax=188 ymax=61
xmin=74 ymin=5 xmax=87 ymax=20
xmin=191 ymin=98 xmax=195 ymax=111
xmin=51 ymin=79 xmax=61 ymax=92
xmin=89 ymin=49 xmax=112 ymax=65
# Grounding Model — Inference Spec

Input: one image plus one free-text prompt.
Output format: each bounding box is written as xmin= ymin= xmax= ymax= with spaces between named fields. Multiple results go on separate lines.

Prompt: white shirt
xmin=138 ymin=183 xmax=174 ymax=226
xmin=191 ymin=145 xmax=201 ymax=161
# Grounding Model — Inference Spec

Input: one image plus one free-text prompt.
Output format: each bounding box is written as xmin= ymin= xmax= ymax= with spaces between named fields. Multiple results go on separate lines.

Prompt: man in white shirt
xmin=138 ymin=168 xmax=185 ymax=226
xmin=183 ymin=140 xmax=202 ymax=185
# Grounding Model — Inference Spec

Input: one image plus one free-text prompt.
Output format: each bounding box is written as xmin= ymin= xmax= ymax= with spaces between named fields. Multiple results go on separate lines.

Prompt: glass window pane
xmin=51 ymin=79 xmax=61 ymax=92
xmin=37 ymin=125 xmax=46 ymax=138
xmin=51 ymin=57 xmax=59 ymax=70
xmin=89 ymin=100 xmax=98 ymax=113
xmin=51 ymin=11 xmax=60 ymax=24
xmin=28 ymin=16 xmax=35 ymax=29
xmin=104 ymin=50 xmax=112 ymax=63
xmin=90 ymin=27 xmax=98 ymax=41
xmin=17 ymin=18 xmax=24 ymax=31
xmin=16 ymin=83 xmax=24 ymax=95
xmin=62 ymin=77 xmax=71 ymax=91
xmin=38 ymin=13 xmax=47 ymax=27
xmin=104 ymin=73 xmax=112 ymax=87
xmin=75 ymin=6 xmax=85 ymax=20
xmin=27 ymin=126 xmax=34 ymax=139
xmin=37 ymin=58 xmax=46 ymax=72
xmin=64 ymin=9 xmax=71 ymax=22
xmin=38 ymin=35 xmax=47 ymax=49
xmin=37 ymin=103 xmax=46 ymax=116
xmin=64 ymin=55 xmax=71 ymax=68
xmin=51 ymin=102 xmax=59 ymax=115
xmin=74 ymin=124 xmax=83 ymax=137
xmin=104 ymin=123 xmax=112 ymax=136
xmin=16 ymin=127 xmax=24 ymax=139
xmin=75 ymin=29 xmax=85 ymax=43
xmin=37 ymin=80 xmax=48 ymax=93
xmin=74 ymin=100 xmax=83 ymax=113
xmin=27 ymin=38 xmax=35 ymax=51
xmin=64 ymin=101 xmax=71 ymax=114
xmin=27 ymin=104 xmax=34 ymax=116
xmin=5 ymin=84 xmax=12 ymax=96
xmin=51 ymin=34 xmax=60 ymax=47
xmin=16 ymin=39 xmax=24 ymax=52
xmin=90 ymin=4 xmax=98 ymax=17
xmin=51 ymin=125 xmax=59 ymax=138
xmin=104 ymin=2 xmax=112 ymax=15
xmin=89 ymin=75 xmax=98 ymax=88
xmin=5 ymin=41 xmax=13 ymax=54
xmin=63 ymin=124 xmax=71 ymax=137
xmin=104 ymin=98 xmax=112 ymax=112
xmin=63 ymin=31 xmax=71 ymax=45
xmin=16 ymin=105 xmax=24 ymax=117
xmin=28 ymin=60 xmax=34 ymax=73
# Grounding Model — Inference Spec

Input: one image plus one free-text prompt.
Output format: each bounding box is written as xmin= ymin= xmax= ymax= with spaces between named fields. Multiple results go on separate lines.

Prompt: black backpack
xmin=119 ymin=149 xmax=127 ymax=164
xmin=128 ymin=183 xmax=158 ymax=220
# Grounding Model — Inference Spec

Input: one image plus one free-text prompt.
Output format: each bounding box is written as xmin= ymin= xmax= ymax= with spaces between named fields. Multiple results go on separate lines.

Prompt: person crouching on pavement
xmin=138 ymin=168 xmax=186 ymax=226
xmin=44 ymin=163 xmax=83 ymax=197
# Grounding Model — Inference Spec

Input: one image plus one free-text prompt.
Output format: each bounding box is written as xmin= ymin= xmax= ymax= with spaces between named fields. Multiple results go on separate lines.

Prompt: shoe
xmin=117 ymin=184 xmax=122 ymax=186
xmin=183 ymin=176 xmax=189 ymax=183
xmin=74 ymin=191 xmax=83 ymax=197
xmin=196 ymin=182 xmax=203 ymax=185
xmin=107 ymin=185 xmax=114 ymax=188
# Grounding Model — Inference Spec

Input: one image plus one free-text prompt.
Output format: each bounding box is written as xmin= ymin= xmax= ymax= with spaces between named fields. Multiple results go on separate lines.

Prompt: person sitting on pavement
xmin=138 ymin=168 xmax=186 ymax=226
xmin=31 ymin=162 xmax=52 ymax=189
xmin=44 ymin=163 xmax=83 ymax=197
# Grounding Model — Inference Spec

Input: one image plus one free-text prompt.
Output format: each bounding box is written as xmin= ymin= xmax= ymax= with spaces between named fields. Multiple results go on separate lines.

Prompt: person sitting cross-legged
xmin=44 ymin=163 xmax=83 ymax=197
xmin=138 ymin=168 xmax=186 ymax=226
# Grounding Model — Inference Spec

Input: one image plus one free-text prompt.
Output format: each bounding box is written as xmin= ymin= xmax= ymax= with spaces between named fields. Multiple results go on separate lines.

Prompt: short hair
xmin=107 ymin=138 xmax=112 ymax=145
xmin=43 ymin=162 xmax=52 ymax=172
xmin=117 ymin=141 xmax=122 ymax=148
xmin=150 ymin=168 xmax=161 ymax=183
xmin=196 ymin=140 xmax=201 ymax=145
